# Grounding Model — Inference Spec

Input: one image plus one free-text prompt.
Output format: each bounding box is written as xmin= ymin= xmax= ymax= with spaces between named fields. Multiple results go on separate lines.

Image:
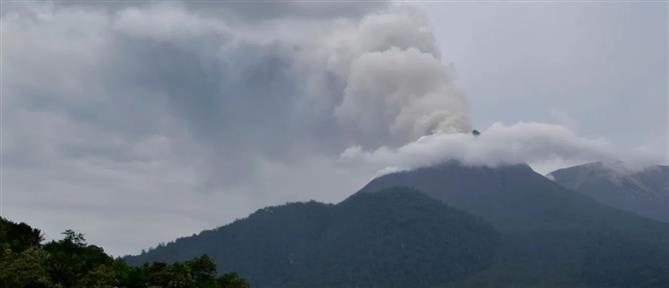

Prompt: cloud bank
xmin=341 ymin=122 xmax=662 ymax=175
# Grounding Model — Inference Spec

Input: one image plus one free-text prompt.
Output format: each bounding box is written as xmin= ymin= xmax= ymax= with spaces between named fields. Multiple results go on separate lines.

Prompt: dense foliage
xmin=549 ymin=162 xmax=669 ymax=223
xmin=10 ymin=163 xmax=669 ymax=287
xmin=0 ymin=218 xmax=249 ymax=288
xmin=363 ymin=161 xmax=669 ymax=287
xmin=128 ymin=162 xmax=669 ymax=288
xmin=125 ymin=188 xmax=500 ymax=288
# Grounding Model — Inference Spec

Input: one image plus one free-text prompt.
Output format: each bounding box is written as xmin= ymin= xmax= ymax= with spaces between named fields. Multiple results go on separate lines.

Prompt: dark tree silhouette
xmin=0 ymin=218 xmax=251 ymax=288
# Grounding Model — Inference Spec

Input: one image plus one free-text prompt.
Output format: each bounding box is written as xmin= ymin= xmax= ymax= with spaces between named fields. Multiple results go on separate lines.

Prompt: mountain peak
xmin=126 ymin=162 xmax=669 ymax=287
xmin=362 ymin=160 xmax=575 ymax=229
xmin=548 ymin=162 xmax=669 ymax=222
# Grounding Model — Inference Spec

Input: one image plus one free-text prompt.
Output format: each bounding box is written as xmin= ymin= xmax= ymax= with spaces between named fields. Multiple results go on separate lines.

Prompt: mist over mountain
xmin=127 ymin=162 xmax=669 ymax=287
xmin=548 ymin=162 xmax=669 ymax=222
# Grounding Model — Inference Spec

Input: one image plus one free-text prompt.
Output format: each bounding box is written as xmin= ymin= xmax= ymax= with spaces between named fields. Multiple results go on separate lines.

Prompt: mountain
xmin=548 ymin=162 xmax=669 ymax=222
xmin=361 ymin=161 xmax=669 ymax=287
xmin=363 ymin=162 xmax=596 ymax=230
xmin=125 ymin=187 xmax=499 ymax=288
xmin=127 ymin=162 xmax=669 ymax=287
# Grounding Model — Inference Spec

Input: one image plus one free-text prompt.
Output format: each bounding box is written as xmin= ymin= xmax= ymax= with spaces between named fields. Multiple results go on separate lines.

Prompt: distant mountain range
xmin=548 ymin=162 xmax=669 ymax=223
xmin=126 ymin=161 xmax=669 ymax=288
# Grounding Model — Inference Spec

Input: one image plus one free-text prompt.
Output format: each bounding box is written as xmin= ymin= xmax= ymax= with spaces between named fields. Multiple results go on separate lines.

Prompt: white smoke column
xmin=320 ymin=12 xmax=471 ymax=148
xmin=336 ymin=47 xmax=470 ymax=148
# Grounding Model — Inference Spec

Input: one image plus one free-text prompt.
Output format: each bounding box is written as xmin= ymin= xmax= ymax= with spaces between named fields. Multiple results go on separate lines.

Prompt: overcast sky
xmin=1 ymin=1 xmax=667 ymax=256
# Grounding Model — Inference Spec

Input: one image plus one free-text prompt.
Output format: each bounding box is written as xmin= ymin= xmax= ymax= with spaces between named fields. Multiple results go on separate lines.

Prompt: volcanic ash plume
xmin=328 ymin=13 xmax=471 ymax=149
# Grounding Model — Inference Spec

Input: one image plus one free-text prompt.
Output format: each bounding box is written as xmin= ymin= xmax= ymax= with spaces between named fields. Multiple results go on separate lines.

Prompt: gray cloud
xmin=1 ymin=1 xmax=665 ymax=256
xmin=2 ymin=1 xmax=468 ymax=255
xmin=49 ymin=0 xmax=389 ymax=20
xmin=422 ymin=4 xmax=668 ymax=152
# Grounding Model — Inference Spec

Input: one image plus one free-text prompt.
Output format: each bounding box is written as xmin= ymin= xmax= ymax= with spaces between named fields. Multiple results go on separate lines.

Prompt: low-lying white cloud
xmin=341 ymin=122 xmax=662 ymax=174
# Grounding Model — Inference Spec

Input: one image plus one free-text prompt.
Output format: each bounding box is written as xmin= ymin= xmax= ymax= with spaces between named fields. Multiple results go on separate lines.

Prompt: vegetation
xmin=5 ymin=163 xmax=668 ymax=287
xmin=363 ymin=162 xmax=669 ymax=287
xmin=549 ymin=162 xmax=669 ymax=223
xmin=0 ymin=217 xmax=249 ymax=288
xmin=128 ymin=163 xmax=669 ymax=288
xmin=125 ymin=188 xmax=500 ymax=288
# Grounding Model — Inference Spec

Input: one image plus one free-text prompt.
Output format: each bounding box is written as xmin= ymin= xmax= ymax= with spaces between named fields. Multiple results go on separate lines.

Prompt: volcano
xmin=126 ymin=161 xmax=669 ymax=287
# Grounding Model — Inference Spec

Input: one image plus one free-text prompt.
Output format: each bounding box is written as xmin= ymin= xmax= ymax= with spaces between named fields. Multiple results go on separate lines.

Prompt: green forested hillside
xmin=0 ymin=217 xmax=249 ymax=288
xmin=125 ymin=188 xmax=500 ymax=288
xmin=122 ymin=162 xmax=669 ymax=287
xmin=548 ymin=162 xmax=669 ymax=222
xmin=363 ymin=161 xmax=669 ymax=287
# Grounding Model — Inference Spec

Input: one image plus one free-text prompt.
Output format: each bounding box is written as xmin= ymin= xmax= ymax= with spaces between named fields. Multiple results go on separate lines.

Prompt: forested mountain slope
xmin=125 ymin=188 xmax=499 ymax=288
xmin=549 ymin=162 xmax=669 ymax=222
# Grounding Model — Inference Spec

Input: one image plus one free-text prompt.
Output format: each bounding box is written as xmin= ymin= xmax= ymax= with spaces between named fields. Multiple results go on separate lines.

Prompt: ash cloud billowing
xmin=1 ymin=1 xmax=664 ymax=256
xmin=326 ymin=12 xmax=471 ymax=147
xmin=1 ymin=1 xmax=471 ymax=255
xmin=2 ymin=1 xmax=471 ymax=185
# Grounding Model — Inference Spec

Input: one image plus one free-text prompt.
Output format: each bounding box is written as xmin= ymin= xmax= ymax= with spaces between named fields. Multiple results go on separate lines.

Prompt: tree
xmin=142 ymin=261 xmax=196 ymax=288
xmin=61 ymin=229 xmax=86 ymax=246
xmin=77 ymin=264 xmax=119 ymax=288
xmin=0 ymin=219 xmax=252 ymax=288
xmin=187 ymin=255 xmax=217 ymax=287
xmin=0 ymin=246 xmax=53 ymax=288
xmin=217 ymin=273 xmax=250 ymax=288
xmin=0 ymin=217 xmax=44 ymax=253
xmin=113 ymin=259 xmax=147 ymax=288
xmin=43 ymin=230 xmax=114 ymax=287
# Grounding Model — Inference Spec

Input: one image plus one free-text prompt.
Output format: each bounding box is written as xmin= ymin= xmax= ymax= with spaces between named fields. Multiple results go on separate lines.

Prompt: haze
xmin=1 ymin=0 xmax=666 ymax=256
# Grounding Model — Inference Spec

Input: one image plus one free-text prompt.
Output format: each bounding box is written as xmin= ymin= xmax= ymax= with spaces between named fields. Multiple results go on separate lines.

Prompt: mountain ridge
xmin=360 ymin=161 xmax=669 ymax=286
xmin=126 ymin=161 xmax=669 ymax=287
xmin=548 ymin=162 xmax=669 ymax=222
xmin=125 ymin=187 xmax=499 ymax=288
